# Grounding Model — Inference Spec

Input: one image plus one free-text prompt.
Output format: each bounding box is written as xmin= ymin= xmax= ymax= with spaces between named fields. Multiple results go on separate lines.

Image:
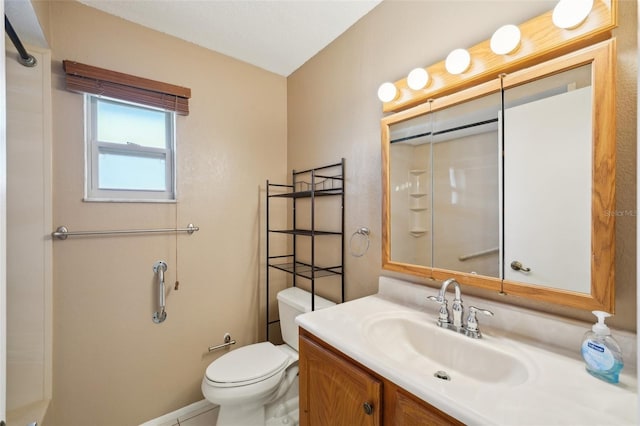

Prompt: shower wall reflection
xmin=389 ymin=92 xmax=501 ymax=277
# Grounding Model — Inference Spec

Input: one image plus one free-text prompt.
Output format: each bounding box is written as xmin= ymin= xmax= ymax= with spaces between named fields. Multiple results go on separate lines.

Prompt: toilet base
xmin=216 ymin=402 xmax=265 ymax=426
xmin=215 ymin=376 xmax=298 ymax=426
xmin=265 ymin=396 xmax=299 ymax=426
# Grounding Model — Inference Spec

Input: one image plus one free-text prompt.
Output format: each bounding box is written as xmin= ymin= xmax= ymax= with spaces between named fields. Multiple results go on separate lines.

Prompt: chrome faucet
xmin=427 ymin=278 xmax=463 ymax=329
xmin=427 ymin=278 xmax=493 ymax=338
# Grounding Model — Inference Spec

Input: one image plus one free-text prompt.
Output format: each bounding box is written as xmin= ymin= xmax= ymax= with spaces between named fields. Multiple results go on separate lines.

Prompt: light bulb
xmin=552 ymin=0 xmax=594 ymax=29
xmin=377 ymin=82 xmax=398 ymax=103
xmin=407 ymin=68 xmax=430 ymax=91
xmin=445 ymin=49 xmax=471 ymax=75
xmin=490 ymin=25 xmax=521 ymax=55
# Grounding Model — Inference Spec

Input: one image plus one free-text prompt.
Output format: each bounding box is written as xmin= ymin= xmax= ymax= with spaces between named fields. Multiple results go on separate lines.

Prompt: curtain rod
xmin=390 ymin=117 xmax=499 ymax=144
xmin=4 ymin=15 xmax=37 ymax=67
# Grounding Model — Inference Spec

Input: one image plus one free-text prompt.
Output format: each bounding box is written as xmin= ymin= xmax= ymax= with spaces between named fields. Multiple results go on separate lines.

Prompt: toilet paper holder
xmin=208 ymin=333 xmax=236 ymax=352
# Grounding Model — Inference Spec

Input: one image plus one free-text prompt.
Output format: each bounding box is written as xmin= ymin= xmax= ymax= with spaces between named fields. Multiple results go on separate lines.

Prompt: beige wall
xmin=288 ymin=0 xmax=637 ymax=331
xmin=31 ymin=0 xmax=51 ymax=46
xmin=45 ymin=2 xmax=287 ymax=425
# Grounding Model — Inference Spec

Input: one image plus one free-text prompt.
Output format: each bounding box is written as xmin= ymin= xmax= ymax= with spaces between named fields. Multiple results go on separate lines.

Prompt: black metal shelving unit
xmin=266 ymin=159 xmax=345 ymax=340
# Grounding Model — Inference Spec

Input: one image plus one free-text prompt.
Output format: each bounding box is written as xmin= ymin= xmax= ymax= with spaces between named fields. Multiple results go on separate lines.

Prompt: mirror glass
xmin=503 ymin=64 xmax=592 ymax=293
xmin=388 ymin=110 xmax=433 ymax=267
xmin=383 ymin=40 xmax=615 ymax=311
xmin=431 ymin=93 xmax=501 ymax=278
xmin=389 ymin=92 xmax=502 ymax=276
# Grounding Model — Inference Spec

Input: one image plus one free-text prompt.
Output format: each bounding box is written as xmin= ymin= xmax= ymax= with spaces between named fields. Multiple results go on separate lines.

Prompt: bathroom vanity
xmin=296 ymin=277 xmax=638 ymax=426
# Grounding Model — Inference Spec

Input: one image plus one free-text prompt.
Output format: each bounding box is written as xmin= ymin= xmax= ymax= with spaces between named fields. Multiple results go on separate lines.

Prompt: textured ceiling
xmin=77 ymin=0 xmax=383 ymax=76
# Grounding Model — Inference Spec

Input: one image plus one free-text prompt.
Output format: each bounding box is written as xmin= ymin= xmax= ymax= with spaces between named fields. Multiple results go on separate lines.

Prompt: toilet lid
xmin=206 ymin=342 xmax=290 ymax=385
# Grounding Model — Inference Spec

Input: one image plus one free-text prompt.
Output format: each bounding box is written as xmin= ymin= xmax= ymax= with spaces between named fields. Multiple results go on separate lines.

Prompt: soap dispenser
xmin=580 ymin=311 xmax=624 ymax=384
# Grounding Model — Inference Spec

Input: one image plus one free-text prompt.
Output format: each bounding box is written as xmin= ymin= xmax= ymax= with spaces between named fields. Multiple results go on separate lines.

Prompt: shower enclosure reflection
xmin=388 ymin=91 xmax=501 ymax=278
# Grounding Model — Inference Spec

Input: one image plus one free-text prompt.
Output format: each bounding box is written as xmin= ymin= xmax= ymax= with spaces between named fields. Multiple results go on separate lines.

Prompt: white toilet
xmin=201 ymin=287 xmax=335 ymax=426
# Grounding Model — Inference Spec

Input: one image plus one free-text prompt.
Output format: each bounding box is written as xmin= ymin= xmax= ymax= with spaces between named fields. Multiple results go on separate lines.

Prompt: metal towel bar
xmin=52 ymin=224 xmax=199 ymax=240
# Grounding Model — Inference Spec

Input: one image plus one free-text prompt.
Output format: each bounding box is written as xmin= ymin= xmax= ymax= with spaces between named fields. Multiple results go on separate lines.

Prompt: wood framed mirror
xmin=382 ymin=39 xmax=616 ymax=312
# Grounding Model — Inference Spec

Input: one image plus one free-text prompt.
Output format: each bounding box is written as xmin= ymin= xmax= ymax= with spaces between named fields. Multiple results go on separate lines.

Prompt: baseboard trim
xmin=139 ymin=399 xmax=217 ymax=426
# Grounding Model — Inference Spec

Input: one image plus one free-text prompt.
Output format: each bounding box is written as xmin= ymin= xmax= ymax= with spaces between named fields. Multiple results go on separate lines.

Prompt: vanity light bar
xmin=407 ymin=68 xmax=430 ymax=91
xmin=445 ymin=49 xmax=472 ymax=75
xmin=490 ymin=25 xmax=522 ymax=56
xmin=378 ymin=0 xmax=616 ymax=112
xmin=553 ymin=0 xmax=595 ymax=29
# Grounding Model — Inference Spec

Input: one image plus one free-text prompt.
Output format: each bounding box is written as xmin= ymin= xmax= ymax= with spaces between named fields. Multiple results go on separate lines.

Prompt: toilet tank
xmin=277 ymin=287 xmax=335 ymax=351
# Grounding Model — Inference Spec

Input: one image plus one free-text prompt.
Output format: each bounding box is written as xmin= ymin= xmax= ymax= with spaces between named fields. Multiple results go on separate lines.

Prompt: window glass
xmin=96 ymin=99 xmax=168 ymax=148
xmin=98 ymin=151 xmax=167 ymax=191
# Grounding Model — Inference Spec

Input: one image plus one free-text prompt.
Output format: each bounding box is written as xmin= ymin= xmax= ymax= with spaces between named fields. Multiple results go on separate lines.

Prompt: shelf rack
xmin=265 ymin=159 xmax=345 ymax=341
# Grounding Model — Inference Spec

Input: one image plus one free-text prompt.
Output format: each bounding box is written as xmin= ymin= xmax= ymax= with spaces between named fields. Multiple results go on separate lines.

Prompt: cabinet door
xmin=299 ymin=335 xmax=381 ymax=426
xmin=503 ymin=85 xmax=592 ymax=291
xmin=388 ymin=386 xmax=463 ymax=426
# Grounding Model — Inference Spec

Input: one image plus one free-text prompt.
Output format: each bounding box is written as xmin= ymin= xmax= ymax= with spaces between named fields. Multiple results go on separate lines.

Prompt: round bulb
xmin=490 ymin=24 xmax=521 ymax=55
xmin=552 ymin=0 xmax=594 ymax=29
xmin=377 ymin=82 xmax=398 ymax=103
xmin=445 ymin=49 xmax=471 ymax=75
xmin=407 ymin=68 xmax=430 ymax=91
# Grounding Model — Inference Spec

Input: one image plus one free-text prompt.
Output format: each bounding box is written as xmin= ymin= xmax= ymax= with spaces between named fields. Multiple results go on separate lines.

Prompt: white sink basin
xmin=362 ymin=311 xmax=530 ymax=386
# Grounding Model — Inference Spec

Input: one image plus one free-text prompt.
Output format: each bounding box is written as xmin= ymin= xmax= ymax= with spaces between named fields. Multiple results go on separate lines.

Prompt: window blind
xmin=63 ymin=60 xmax=191 ymax=116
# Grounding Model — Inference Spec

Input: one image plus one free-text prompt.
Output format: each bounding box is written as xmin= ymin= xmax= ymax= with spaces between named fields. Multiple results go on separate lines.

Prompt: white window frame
xmin=84 ymin=94 xmax=176 ymax=202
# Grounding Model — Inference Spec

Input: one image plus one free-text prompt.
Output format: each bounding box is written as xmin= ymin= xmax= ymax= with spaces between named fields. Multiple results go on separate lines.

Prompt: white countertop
xmin=296 ymin=277 xmax=638 ymax=426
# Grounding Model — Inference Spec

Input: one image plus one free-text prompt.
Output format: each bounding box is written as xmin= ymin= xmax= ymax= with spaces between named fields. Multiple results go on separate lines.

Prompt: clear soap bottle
xmin=580 ymin=311 xmax=624 ymax=384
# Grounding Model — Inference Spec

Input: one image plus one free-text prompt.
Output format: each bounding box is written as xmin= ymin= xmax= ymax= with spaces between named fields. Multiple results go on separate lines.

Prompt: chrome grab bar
xmin=458 ymin=247 xmax=499 ymax=261
xmin=52 ymin=224 xmax=199 ymax=240
xmin=208 ymin=333 xmax=236 ymax=352
xmin=152 ymin=261 xmax=168 ymax=324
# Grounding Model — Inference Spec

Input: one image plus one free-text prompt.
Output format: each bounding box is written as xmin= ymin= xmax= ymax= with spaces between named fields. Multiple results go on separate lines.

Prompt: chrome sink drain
xmin=434 ymin=370 xmax=451 ymax=381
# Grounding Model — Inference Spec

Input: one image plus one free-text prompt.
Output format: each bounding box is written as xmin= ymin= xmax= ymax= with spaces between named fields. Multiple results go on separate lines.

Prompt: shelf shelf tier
xmin=268 ymin=261 xmax=343 ymax=279
xmin=269 ymin=229 xmax=342 ymax=236
xmin=268 ymin=187 xmax=343 ymax=199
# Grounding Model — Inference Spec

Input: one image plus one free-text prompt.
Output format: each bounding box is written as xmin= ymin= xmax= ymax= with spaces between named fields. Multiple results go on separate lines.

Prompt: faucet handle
xmin=427 ymin=295 xmax=450 ymax=325
xmin=469 ymin=306 xmax=493 ymax=317
xmin=465 ymin=306 xmax=494 ymax=338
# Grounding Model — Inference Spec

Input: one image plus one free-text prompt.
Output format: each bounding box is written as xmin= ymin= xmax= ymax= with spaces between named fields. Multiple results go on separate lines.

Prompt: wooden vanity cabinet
xmin=299 ymin=329 xmax=463 ymax=426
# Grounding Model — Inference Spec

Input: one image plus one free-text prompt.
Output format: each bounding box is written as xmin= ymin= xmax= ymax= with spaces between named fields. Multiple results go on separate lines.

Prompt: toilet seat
xmin=205 ymin=342 xmax=290 ymax=388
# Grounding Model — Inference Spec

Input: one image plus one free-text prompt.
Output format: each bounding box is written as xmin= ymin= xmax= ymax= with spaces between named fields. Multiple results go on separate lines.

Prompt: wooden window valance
xmin=63 ymin=60 xmax=191 ymax=115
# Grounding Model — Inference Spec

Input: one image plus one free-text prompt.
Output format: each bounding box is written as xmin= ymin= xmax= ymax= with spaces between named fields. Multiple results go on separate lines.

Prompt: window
xmin=85 ymin=95 xmax=176 ymax=202
xmin=64 ymin=60 xmax=189 ymax=201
